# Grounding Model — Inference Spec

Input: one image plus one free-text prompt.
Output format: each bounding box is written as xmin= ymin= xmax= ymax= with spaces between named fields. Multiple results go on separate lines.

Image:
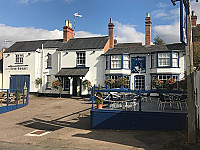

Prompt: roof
xmin=55 ymin=67 xmax=89 ymax=77
xmin=5 ymin=39 xmax=63 ymax=53
xmin=193 ymin=24 xmax=200 ymax=37
xmin=58 ymin=36 xmax=109 ymax=51
xmin=105 ymin=43 xmax=185 ymax=55
xmin=114 ymin=42 xmax=142 ymax=48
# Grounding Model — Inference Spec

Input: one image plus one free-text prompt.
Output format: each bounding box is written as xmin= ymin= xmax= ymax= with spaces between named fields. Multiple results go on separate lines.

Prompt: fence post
xmin=16 ymin=90 xmax=18 ymax=108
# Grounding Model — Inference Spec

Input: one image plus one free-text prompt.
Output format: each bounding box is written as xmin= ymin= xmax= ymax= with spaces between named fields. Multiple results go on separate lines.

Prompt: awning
xmin=55 ymin=67 xmax=89 ymax=77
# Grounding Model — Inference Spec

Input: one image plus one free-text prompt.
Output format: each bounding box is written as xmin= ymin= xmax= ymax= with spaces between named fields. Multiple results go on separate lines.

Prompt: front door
xmin=72 ymin=76 xmax=81 ymax=96
xmin=10 ymin=75 xmax=30 ymax=90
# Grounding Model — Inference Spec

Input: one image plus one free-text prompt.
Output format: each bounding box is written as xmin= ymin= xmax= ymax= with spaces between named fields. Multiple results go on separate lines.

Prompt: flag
xmin=74 ymin=12 xmax=82 ymax=17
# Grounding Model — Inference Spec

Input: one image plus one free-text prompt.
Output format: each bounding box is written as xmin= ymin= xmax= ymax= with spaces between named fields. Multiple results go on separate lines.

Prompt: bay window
xmin=111 ymin=55 xmax=121 ymax=69
xmin=123 ymin=55 xmax=130 ymax=69
xmin=158 ymin=53 xmax=170 ymax=67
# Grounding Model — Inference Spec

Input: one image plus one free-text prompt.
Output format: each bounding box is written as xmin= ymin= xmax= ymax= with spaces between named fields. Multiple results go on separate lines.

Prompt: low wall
xmin=91 ymin=109 xmax=187 ymax=130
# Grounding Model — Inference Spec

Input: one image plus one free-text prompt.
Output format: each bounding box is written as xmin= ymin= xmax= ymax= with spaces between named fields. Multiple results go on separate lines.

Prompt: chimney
xmin=108 ymin=18 xmax=115 ymax=48
xmin=63 ymin=20 xmax=74 ymax=42
xmin=191 ymin=10 xmax=197 ymax=27
xmin=145 ymin=13 xmax=151 ymax=46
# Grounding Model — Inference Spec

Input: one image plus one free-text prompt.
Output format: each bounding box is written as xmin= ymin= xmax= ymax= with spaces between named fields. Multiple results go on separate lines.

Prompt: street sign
xmin=180 ymin=0 xmax=189 ymax=45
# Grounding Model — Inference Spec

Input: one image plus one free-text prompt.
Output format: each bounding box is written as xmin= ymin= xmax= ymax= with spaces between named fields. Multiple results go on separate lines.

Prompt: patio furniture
xmin=158 ymin=93 xmax=173 ymax=110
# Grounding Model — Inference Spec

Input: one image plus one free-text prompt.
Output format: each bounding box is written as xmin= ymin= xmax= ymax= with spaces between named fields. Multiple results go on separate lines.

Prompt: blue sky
xmin=0 ymin=0 xmax=200 ymax=48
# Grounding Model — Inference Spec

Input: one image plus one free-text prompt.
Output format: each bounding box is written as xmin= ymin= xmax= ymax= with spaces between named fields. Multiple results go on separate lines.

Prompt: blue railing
xmin=90 ymin=87 xmax=187 ymax=111
xmin=0 ymin=89 xmax=29 ymax=114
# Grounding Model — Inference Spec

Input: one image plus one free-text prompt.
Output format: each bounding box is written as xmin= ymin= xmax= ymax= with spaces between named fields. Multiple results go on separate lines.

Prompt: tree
xmin=153 ymin=35 xmax=165 ymax=45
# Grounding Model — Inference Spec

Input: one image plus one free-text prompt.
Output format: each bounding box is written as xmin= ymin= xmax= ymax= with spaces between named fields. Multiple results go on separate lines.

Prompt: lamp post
xmin=73 ymin=12 xmax=82 ymax=37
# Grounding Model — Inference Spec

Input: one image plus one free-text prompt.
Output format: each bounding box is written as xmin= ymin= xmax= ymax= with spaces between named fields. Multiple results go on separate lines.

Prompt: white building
xmin=3 ymin=14 xmax=186 ymax=96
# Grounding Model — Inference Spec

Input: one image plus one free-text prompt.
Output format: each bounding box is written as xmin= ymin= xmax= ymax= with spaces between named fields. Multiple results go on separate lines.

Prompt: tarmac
xmin=0 ymin=95 xmax=180 ymax=150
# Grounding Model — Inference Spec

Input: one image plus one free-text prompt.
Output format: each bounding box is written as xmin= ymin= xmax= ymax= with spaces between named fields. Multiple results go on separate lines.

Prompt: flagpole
xmin=73 ymin=12 xmax=82 ymax=37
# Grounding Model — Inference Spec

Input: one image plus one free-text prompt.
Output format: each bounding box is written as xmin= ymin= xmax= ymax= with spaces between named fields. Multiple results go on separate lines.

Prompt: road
xmin=0 ymin=95 xmax=178 ymax=150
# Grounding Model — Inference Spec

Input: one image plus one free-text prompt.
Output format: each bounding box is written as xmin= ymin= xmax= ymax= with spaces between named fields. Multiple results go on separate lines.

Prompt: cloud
xmin=151 ymin=8 xmax=179 ymax=21
xmin=153 ymin=22 xmax=180 ymax=44
xmin=152 ymin=0 xmax=200 ymax=44
xmin=157 ymin=2 xmax=168 ymax=8
xmin=114 ymin=21 xmax=145 ymax=44
xmin=0 ymin=24 xmax=62 ymax=48
xmin=75 ymin=31 xmax=101 ymax=38
xmin=191 ymin=0 xmax=200 ymax=24
xmin=19 ymin=0 xmax=52 ymax=4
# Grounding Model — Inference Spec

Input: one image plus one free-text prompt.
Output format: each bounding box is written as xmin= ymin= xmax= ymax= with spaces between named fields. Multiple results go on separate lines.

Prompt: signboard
xmin=180 ymin=0 xmax=189 ymax=45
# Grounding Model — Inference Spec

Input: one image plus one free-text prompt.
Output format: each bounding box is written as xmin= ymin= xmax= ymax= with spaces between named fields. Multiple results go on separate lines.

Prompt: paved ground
xmin=0 ymin=95 xmax=181 ymax=150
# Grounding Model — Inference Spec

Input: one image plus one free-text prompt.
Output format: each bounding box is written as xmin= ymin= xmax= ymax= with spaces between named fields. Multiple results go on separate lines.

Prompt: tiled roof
xmin=58 ymin=36 xmax=109 ymax=51
xmin=193 ymin=24 xmax=200 ymax=37
xmin=5 ymin=39 xmax=63 ymax=53
xmin=105 ymin=43 xmax=185 ymax=55
xmin=55 ymin=67 xmax=89 ymax=77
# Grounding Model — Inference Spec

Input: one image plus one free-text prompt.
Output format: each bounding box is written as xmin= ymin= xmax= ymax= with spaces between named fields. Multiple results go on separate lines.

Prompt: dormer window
xmin=47 ymin=53 xmax=52 ymax=69
xmin=77 ymin=51 xmax=86 ymax=67
xmin=15 ymin=54 xmax=24 ymax=64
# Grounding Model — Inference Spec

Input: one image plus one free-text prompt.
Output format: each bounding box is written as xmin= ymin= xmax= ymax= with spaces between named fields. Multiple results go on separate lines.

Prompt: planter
xmin=97 ymin=104 xmax=103 ymax=109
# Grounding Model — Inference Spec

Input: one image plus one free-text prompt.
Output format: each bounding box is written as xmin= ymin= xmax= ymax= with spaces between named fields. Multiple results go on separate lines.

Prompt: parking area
xmin=0 ymin=95 xmax=182 ymax=150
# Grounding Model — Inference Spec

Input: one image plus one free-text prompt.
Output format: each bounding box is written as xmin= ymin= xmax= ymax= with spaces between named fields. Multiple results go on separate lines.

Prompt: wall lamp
xmin=6 ymin=54 xmax=10 ymax=58
xmin=63 ymin=51 xmax=68 ymax=56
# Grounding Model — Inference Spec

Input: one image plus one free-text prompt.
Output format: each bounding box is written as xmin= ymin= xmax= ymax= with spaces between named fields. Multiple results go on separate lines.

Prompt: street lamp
xmin=73 ymin=12 xmax=82 ymax=37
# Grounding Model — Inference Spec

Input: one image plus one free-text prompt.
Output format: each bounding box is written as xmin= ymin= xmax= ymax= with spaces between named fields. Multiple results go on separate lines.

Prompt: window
xmin=131 ymin=57 xmax=146 ymax=73
xmin=151 ymin=53 xmax=157 ymax=68
xmin=77 ymin=52 xmax=86 ymax=66
xmin=64 ymin=78 xmax=70 ymax=91
xmin=111 ymin=55 xmax=121 ymax=69
xmin=135 ymin=75 xmax=145 ymax=90
xmin=158 ymin=53 xmax=170 ymax=67
xmin=152 ymin=74 xmax=179 ymax=89
xmin=16 ymin=54 xmax=24 ymax=64
xmin=172 ymin=53 xmax=178 ymax=67
xmin=106 ymin=75 xmax=130 ymax=89
xmin=106 ymin=55 xmax=110 ymax=69
xmin=46 ymin=75 xmax=51 ymax=89
xmin=47 ymin=53 xmax=52 ymax=68
xmin=123 ymin=55 xmax=130 ymax=69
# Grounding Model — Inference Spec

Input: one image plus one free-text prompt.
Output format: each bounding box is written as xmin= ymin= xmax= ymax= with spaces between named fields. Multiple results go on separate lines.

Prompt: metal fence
xmin=0 ymin=89 xmax=29 ymax=114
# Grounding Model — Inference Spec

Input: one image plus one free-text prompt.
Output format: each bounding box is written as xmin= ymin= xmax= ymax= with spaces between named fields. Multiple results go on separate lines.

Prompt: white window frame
xmin=47 ymin=54 xmax=52 ymax=68
xmin=77 ymin=51 xmax=86 ymax=66
xmin=46 ymin=75 xmax=51 ymax=89
xmin=123 ymin=55 xmax=130 ymax=69
xmin=172 ymin=53 xmax=178 ymax=67
xmin=158 ymin=53 xmax=170 ymax=67
xmin=15 ymin=54 xmax=24 ymax=64
xmin=111 ymin=55 xmax=121 ymax=69
xmin=135 ymin=75 xmax=145 ymax=90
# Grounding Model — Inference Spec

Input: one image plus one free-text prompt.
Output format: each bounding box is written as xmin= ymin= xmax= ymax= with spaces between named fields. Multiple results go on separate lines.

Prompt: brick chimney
xmin=191 ymin=10 xmax=197 ymax=27
xmin=63 ymin=20 xmax=74 ymax=42
xmin=108 ymin=18 xmax=115 ymax=48
xmin=145 ymin=13 xmax=151 ymax=46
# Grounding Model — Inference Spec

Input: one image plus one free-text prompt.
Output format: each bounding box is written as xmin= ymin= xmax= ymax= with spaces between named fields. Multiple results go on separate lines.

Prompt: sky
xmin=0 ymin=0 xmax=200 ymax=48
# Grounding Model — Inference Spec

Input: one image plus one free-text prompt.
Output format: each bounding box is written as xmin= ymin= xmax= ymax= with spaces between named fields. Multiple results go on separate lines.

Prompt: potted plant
xmin=116 ymin=77 xmax=128 ymax=88
xmin=105 ymin=79 xmax=115 ymax=88
xmin=164 ymin=78 xmax=176 ymax=90
xmin=52 ymin=80 xmax=62 ymax=90
xmin=82 ymin=79 xmax=91 ymax=90
xmin=152 ymin=78 xmax=164 ymax=89
xmin=95 ymin=85 xmax=103 ymax=109
xmin=35 ymin=78 xmax=42 ymax=85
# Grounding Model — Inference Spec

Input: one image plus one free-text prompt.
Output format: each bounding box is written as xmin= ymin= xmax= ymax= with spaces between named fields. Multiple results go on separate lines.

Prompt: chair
xmin=158 ymin=93 xmax=172 ymax=110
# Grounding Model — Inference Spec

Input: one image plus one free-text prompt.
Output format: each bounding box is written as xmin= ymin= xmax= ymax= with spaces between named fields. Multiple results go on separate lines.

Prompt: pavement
xmin=0 ymin=95 xmax=180 ymax=150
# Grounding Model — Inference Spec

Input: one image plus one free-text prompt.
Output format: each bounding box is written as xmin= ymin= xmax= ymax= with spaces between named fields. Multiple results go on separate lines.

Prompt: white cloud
xmin=191 ymin=0 xmax=200 ymax=24
xmin=114 ymin=21 xmax=145 ymax=44
xmin=75 ymin=31 xmax=101 ymax=38
xmin=153 ymin=22 xmax=180 ymax=44
xmin=151 ymin=8 xmax=179 ymax=21
xmin=20 ymin=0 xmax=29 ymax=4
xmin=152 ymin=0 xmax=200 ymax=44
xmin=157 ymin=2 xmax=168 ymax=8
xmin=0 ymin=24 xmax=62 ymax=48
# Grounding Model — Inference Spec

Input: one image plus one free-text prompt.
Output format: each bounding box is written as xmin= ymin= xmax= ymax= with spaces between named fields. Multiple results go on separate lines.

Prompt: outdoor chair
xmin=0 ymin=92 xmax=5 ymax=106
xmin=158 ymin=93 xmax=173 ymax=110
xmin=141 ymin=93 xmax=151 ymax=102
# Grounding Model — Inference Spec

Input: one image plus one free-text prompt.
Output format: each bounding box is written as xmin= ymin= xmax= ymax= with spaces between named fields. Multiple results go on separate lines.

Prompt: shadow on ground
xmin=16 ymin=108 xmax=183 ymax=150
